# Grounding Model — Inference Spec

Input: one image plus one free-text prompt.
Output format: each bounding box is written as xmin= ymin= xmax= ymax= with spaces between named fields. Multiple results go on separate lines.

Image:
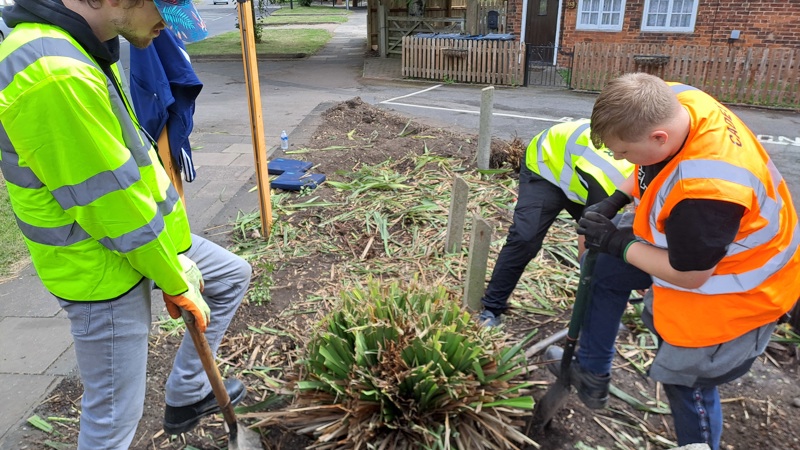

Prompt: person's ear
xmin=651 ymin=130 xmax=668 ymax=145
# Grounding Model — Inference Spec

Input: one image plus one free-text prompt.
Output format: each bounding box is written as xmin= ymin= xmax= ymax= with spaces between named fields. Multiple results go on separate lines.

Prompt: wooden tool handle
xmin=181 ymin=309 xmax=238 ymax=431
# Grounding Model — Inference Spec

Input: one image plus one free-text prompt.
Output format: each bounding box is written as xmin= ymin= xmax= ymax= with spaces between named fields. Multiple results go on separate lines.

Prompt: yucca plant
xmin=250 ymin=279 xmax=539 ymax=449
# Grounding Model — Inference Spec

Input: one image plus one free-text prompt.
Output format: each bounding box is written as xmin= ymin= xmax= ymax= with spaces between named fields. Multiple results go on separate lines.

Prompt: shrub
xmin=251 ymin=279 xmax=538 ymax=449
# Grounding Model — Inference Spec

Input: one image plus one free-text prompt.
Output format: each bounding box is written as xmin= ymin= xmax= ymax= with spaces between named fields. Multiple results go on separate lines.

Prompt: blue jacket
xmin=130 ymin=29 xmax=202 ymax=182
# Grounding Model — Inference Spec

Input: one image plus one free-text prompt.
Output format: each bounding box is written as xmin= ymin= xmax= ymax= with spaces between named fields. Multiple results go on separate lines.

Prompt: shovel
xmin=529 ymin=250 xmax=598 ymax=431
xmin=181 ymin=309 xmax=264 ymax=450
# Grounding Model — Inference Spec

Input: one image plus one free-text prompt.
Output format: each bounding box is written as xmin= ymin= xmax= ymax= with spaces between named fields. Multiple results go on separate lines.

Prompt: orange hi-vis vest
xmin=632 ymin=83 xmax=800 ymax=347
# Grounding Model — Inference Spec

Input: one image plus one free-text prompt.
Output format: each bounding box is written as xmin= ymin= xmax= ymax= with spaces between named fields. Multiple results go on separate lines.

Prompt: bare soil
xmin=13 ymin=98 xmax=800 ymax=450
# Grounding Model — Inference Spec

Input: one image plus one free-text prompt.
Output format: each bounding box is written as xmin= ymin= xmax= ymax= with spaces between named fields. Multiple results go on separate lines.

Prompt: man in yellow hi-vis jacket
xmin=479 ymin=120 xmax=634 ymax=326
xmin=0 ymin=0 xmax=250 ymax=447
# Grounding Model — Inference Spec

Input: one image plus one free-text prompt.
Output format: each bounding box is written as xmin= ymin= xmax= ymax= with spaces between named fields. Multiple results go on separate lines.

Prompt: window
xmin=577 ymin=0 xmax=625 ymax=31
xmin=642 ymin=0 xmax=698 ymax=32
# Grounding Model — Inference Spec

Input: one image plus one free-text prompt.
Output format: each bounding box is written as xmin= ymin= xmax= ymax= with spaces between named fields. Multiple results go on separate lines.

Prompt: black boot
xmin=163 ymin=378 xmax=247 ymax=435
xmin=545 ymin=346 xmax=610 ymax=409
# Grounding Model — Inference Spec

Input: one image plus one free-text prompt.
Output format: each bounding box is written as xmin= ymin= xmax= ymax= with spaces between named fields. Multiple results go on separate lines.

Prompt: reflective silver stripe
xmin=647 ymin=159 xmax=781 ymax=255
xmin=555 ymin=123 xmax=589 ymax=203
xmin=0 ymin=37 xmax=94 ymax=90
xmin=670 ymin=84 xmax=699 ymax=94
xmin=105 ymin=77 xmax=153 ymax=165
xmin=158 ymin=184 xmax=180 ymax=217
xmin=98 ymin=213 xmax=165 ymax=253
xmin=15 ymin=216 xmax=91 ymax=246
xmin=534 ymin=127 xmax=556 ymax=182
xmin=654 ymin=223 xmax=800 ymax=294
xmin=16 ymin=187 xmax=174 ymax=251
xmin=50 ymin=157 xmax=141 ymax=209
xmin=567 ymin=125 xmax=628 ymax=190
xmin=0 ymin=127 xmax=43 ymax=189
xmin=536 ymin=122 xmax=624 ymax=204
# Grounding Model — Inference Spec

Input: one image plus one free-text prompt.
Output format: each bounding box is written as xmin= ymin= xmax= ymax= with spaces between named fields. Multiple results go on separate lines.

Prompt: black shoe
xmin=163 ymin=378 xmax=247 ymax=435
xmin=544 ymin=346 xmax=610 ymax=409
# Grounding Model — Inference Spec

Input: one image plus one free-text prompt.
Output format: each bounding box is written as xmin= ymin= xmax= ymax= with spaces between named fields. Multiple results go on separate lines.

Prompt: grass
xmin=184 ymin=28 xmax=331 ymax=56
xmin=264 ymin=6 xmax=350 ymax=25
xmin=0 ymin=176 xmax=29 ymax=277
xmin=270 ymin=5 xmax=350 ymax=16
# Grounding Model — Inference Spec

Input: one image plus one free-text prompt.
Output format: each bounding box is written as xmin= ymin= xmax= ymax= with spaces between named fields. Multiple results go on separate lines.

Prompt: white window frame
xmin=576 ymin=0 xmax=626 ymax=32
xmin=641 ymin=0 xmax=699 ymax=33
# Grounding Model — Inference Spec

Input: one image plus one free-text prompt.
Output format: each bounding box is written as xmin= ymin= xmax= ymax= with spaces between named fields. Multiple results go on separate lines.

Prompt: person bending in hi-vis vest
xmin=478 ymin=120 xmax=634 ymax=327
xmin=0 ymin=0 xmax=248 ymax=448
xmin=552 ymin=72 xmax=800 ymax=449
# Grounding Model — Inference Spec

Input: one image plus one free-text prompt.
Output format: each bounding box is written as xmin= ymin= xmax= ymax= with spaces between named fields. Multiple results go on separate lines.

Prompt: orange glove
xmin=163 ymin=283 xmax=210 ymax=332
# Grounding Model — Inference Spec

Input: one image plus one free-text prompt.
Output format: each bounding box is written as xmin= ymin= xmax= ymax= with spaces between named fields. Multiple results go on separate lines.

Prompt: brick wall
xmin=506 ymin=0 xmax=522 ymax=35
xmin=553 ymin=0 xmax=800 ymax=49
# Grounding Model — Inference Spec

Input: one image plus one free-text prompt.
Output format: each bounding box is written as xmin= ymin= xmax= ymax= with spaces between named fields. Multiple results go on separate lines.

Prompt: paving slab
xmin=0 ymin=317 xmax=72 ymax=374
xmin=0 ymin=374 xmax=63 ymax=445
xmin=0 ymin=265 xmax=58 ymax=318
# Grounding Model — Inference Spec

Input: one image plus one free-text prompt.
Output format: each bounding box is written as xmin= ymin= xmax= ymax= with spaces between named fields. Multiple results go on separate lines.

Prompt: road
xmin=359 ymin=83 xmax=800 ymax=201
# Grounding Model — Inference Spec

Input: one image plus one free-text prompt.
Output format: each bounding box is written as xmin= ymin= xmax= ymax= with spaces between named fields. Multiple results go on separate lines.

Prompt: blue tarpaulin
xmin=413 ymin=33 xmax=515 ymax=41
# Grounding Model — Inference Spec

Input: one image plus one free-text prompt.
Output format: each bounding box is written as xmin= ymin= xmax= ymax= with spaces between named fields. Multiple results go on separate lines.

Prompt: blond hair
xmin=590 ymin=73 xmax=680 ymax=148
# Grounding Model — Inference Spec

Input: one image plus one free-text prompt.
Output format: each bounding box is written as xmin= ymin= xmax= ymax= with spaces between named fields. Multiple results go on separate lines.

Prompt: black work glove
xmin=583 ymin=190 xmax=633 ymax=219
xmin=577 ymin=212 xmax=636 ymax=260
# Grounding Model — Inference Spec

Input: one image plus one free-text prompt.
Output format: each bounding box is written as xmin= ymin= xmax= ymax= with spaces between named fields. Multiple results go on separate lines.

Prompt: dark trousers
xmin=481 ymin=164 xmax=583 ymax=313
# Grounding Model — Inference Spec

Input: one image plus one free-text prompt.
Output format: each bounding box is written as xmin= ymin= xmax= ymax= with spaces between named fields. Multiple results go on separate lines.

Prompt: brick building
xmin=518 ymin=0 xmax=800 ymax=52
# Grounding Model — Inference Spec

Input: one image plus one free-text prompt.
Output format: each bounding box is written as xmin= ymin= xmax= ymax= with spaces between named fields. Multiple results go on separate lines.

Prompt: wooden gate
xmin=402 ymin=36 xmax=525 ymax=85
xmin=385 ymin=16 xmax=466 ymax=56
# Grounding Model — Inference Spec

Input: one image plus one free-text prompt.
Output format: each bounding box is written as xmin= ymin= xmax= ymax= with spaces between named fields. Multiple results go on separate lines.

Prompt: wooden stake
xmin=237 ymin=0 xmax=273 ymax=237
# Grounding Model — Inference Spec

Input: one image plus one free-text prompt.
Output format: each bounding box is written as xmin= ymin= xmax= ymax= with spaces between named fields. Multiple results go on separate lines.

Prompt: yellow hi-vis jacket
xmin=525 ymin=120 xmax=634 ymax=204
xmin=0 ymin=23 xmax=192 ymax=301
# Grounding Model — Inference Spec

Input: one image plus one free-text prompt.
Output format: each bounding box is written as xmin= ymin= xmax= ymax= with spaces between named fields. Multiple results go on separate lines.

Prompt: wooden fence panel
xmin=402 ymin=36 xmax=524 ymax=86
xmin=571 ymin=43 xmax=800 ymax=108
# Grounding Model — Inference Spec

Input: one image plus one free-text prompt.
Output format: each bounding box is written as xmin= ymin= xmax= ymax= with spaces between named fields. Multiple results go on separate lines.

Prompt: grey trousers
xmin=58 ymin=234 xmax=251 ymax=450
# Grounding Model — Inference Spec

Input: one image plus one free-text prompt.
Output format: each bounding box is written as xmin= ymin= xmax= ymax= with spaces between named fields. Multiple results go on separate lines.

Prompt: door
xmin=525 ymin=0 xmax=559 ymax=61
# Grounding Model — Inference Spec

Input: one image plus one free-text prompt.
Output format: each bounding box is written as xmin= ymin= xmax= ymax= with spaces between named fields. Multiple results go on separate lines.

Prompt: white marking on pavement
xmin=382 ymin=86 xmax=580 ymax=123
xmin=381 ymin=84 xmax=443 ymax=103
xmin=382 ymin=100 xmax=577 ymax=123
xmin=758 ymin=135 xmax=800 ymax=148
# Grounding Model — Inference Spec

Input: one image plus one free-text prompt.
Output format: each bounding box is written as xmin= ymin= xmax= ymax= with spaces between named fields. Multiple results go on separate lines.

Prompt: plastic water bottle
xmin=280 ymin=130 xmax=289 ymax=150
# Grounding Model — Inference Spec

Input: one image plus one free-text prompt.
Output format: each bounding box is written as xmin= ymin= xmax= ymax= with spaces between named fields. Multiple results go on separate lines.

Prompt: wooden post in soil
xmin=237 ymin=0 xmax=273 ymax=237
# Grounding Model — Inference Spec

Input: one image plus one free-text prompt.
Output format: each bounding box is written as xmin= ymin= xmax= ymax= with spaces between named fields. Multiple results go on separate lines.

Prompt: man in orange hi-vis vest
xmin=548 ymin=72 xmax=800 ymax=450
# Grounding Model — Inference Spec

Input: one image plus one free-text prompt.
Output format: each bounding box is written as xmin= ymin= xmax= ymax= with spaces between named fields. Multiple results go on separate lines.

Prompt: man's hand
xmin=577 ymin=212 xmax=636 ymax=260
xmin=178 ymin=254 xmax=204 ymax=292
xmin=163 ymin=283 xmax=210 ymax=332
xmin=583 ymin=190 xmax=632 ymax=219
xmin=164 ymin=255 xmax=209 ymax=332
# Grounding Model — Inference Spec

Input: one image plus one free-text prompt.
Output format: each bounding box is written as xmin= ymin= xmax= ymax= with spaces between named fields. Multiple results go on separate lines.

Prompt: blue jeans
xmin=576 ymin=253 xmax=723 ymax=449
xmin=663 ymin=384 xmax=722 ymax=449
xmin=59 ymin=234 xmax=251 ymax=450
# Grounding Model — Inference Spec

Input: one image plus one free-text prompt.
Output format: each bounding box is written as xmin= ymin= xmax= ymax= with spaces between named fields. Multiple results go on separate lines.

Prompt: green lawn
xmin=270 ymin=5 xmax=350 ymax=16
xmin=263 ymin=6 xmax=350 ymax=25
xmin=185 ymin=28 xmax=332 ymax=56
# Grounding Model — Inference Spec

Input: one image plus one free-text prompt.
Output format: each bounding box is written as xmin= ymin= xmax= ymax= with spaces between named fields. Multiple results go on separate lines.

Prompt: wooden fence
xmin=402 ymin=36 xmax=525 ymax=85
xmin=571 ymin=43 xmax=800 ymax=108
xmin=385 ymin=16 xmax=466 ymax=56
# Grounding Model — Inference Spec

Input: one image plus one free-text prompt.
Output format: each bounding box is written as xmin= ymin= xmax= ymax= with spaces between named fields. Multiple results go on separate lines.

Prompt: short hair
xmin=590 ymin=72 xmax=680 ymax=148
